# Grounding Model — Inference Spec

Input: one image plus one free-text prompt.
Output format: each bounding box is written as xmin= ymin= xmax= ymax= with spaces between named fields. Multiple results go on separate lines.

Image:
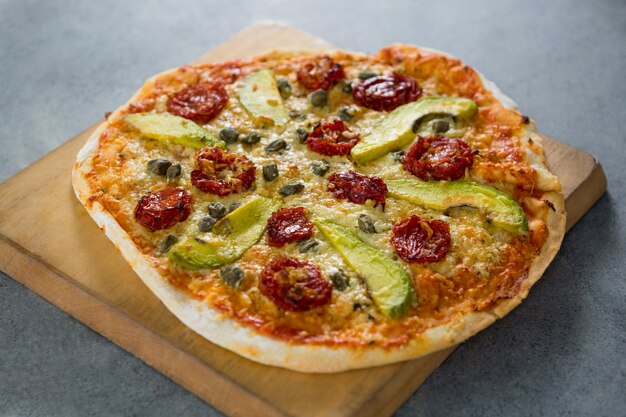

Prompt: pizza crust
xmin=72 ymin=47 xmax=566 ymax=373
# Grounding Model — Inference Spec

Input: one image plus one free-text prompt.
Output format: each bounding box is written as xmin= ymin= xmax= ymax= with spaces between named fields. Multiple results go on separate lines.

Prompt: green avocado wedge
xmin=315 ymin=220 xmax=414 ymax=317
xmin=386 ymin=179 xmax=528 ymax=235
xmin=350 ymin=96 xmax=478 ymax=164
xmin=237 ymin=69 xmax=289 ymax=126
xmin=169 ymin=197 xmax=281 ymax=270
xmin=124 ymin=112 xmax=223 ymax=150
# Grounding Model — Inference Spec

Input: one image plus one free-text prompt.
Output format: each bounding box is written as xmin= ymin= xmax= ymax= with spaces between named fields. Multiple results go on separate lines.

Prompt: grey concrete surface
xmin=1 ymin=0 xmax=625 ymax=416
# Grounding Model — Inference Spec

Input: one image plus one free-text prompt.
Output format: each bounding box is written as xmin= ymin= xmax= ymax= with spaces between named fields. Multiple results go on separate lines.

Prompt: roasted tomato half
xmin=191 ymin=147 xmax=256 ymax=196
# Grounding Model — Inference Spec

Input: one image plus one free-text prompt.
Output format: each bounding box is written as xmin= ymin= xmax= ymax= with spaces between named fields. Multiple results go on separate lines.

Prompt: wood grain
xmin=0 ymin=22 xmax=607 ymax=417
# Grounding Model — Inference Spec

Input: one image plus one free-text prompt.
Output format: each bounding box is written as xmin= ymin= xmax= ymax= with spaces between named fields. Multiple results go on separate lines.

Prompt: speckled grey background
xmin=1 ymin=0 xmax=625 ymax=416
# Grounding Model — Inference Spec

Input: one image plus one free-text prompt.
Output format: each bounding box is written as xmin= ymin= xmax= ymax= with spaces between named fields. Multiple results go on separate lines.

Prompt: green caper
xmin=289 ymin=109 xmax=304 ymax=120
xmin=297 ymin=238 xmax=319 ymax=253
xmin=311 ymin=160 xmax=330 ymax=176
xmin=207 ymin=202 xmax=226 ymax=219
xmin=391 ymin=150 xmax=405 ymax=162
xmin=147 ymin=159 xmax=171 ymax=175
xmin=240 ymin=131 xmax=261 ymax=145
xmin=358 ymin=214 xmax=377 ymax=234
xmin=296 ymin=127 xmax=309 ymax=143
xmin=228 ymin=202 xmax=242 ymax=213
xmin=279 ymin=182 xmax=305 ymax=196
xmin=331 ymin=270 xmax=349 ymax=291
xmin=308 ymin=89 xmax=327 ymax=107
xmin=338 ymin=107 xmax=354 ymax=122
xmin=359 ymin=70 xmax=377 ymax=80
xmin=431 ymin=119 xmax=450 ymax=133
xmin=277 ymin=77 xmax=292 ymax=100
xmin=159 ymin=234 xmax=178 ymax=253
xmin=340 ymin=80 xmax=352 ymax=94
xmin=198 ymin=215 xmax=217 ymax=232
xmin=166 ymin=164 xmax=181 ymax=181
xmin=220 ymin=265 xmax=244 ymax=288
xmin=265 ymin=138 xmax=287 ymax=153
xmin=219 ymin=127 xmax=239 ymax=144
xmin=262 ymin=163 xmax=279 ymax=182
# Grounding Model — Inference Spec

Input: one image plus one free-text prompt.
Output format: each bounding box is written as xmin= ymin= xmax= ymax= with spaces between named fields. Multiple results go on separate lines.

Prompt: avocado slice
xmin=350 ymin=96 xmax=478 ymax=164
xmin=386 ymin=179 xmax=528 ymax=235
xmin=315 ymin=220 xmax=414 ymax=317
xmin=124 ymin=112 xmax=223 ymax=149
xmin=169 ymin=197 xmax=281 ymax=270
xmin=237 ymin=69 xmax=289 ymax=126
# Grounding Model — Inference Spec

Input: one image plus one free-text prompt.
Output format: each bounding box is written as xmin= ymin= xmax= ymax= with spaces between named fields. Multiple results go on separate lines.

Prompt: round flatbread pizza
xmin=72 ymin=45 xmax=566 ymax=373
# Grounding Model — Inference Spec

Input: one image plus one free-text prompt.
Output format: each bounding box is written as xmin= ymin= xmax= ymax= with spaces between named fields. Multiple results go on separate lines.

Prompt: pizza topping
xmin=265 ymin=138 xmax=288 ymax=153
xmin=147 ymin=158 xmax=172 ymax=175
xmin=391 ymin=150 xmax=405 ymax=162
xmin=134 ymin=187 xmax=192 ymax=231
xmin=279 ymin=182 xmax=305 ymax=197
xmin=259 ymin=256 xmax=332 ymax=312
xmin=391 ymin=215 xmax=451 ymax=263
xmin=191 ymin=147 xmax=256 ymax=196
xmin=403 ymin=136 xmax=474 ymax=181
xmin=167 ymin=83 xmax=228 ymax=124
xmin=327 ymin=170 xmax=387 ymax=207
xmin=358 ymin=70 xmax=378 ymax=80
xmin=267 ymin=207 xmax=314 ymax=247
xmin=219 ymin=127 xmax=240 ymax=144
xmin=198 ymin=215 xmax=217 ymax=232
xmin=207 ymin=202 xmax=227 ymax=219
xmin=340 ymin=80 xmax=352 ymax=94
xmin=337 ymin=106 xmax=354 ymax=122
xmin=237 ymin=69 xmax=289 ymax=126
xmin=297 ymin=238 xmax=320 ymax=253
xmin=295 ymin=127 xmax=309 ymax=143
xmin=357 ymin=214 xmax=377 ymax=234
xmin=159 ymin=234 xmax=178 ymax=253
xmin=297 ymin=55 xmax=345 ymax=91
xmin=350 ymin=96 xmax=477 ymax=164
xmin=352 ymin=74 xmax=422 ymax=112
xmin=306 ymin=120 xmax=360 ymax=156
xmin=276 ymin=77 xmax=292 ymax=99
xmin=165 ymin=164 xmax=181 ymax=181
xmin=330 ymin=269 xmax=350 ymax=291
xmin=311 ymin=160 xmax=330 ymax=177
xmin=308 ymin=89 xmax=328 ymax=107
xmin=240 ymin=131 xmax=262 ymax=145
xmin=262 ymin=163 xmax=279 ymax=182
xmin=220 ymin=265 xmax=244 ymax=288
xmin=124 ymin=112 xmax=223 ymax=150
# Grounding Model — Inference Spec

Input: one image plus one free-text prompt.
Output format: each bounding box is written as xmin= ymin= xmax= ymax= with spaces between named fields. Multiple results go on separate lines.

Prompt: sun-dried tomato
xmin=327 ymin=170 xmax=387 ymax=207
xmin=352 ymin=74 xmax=421 ymax=112
xmin=190 ymin=147 xmax=256 ymax=196
xmin=403 ymin=136 xmax=474 ymax=181
xmin=134 ymin=187 xmax=192 ymax=231
xmin=297 ymin=56 xmax=345 ymax=91
xmin=306 ymin=120 xmax=360 ymax=156
xmin=267 ymin=207 xmax=314 ymax=247
xmin=391 ymin=215 xmax=451 ymax=263
xmin=259 ymin=256 xmax=332 ymax=312
xmin=166 ymin=83 xmax=228 ymax=124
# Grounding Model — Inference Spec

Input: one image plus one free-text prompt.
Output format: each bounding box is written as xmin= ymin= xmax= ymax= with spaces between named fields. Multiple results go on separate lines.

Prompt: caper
xmin=338 ymin=106 xmax=354 ymax=122
xmin=166 ymin=164 xmax=181 ymax=181
xmin=265 ymin=138 xmax=287 ymax=153
xmin=391 ymin=150 xmax=405 ymax=162
xmin=198 ymin=215 xmax=217 ymax=232
xmin=220 ymin=265 xmax=244 ymax=288
xmin=219 ymin=127 xmax=239 ymax=144
xmin=228 ymin=202 xmax=242 ymax=213
xmin=431 ymin=119 xmax=450 ymax=134
xmin=340 ymin=80 xmax=352 ymax=94
xmin=279 ymin=182 xmax=305 ymax=196
xmin=147 ymin=158 xmax=172 ymax=175
xmin=240 ymin=131 xmax=261 ymax=145
xmin=308 ymin=89 xmax=327 ymax=107
xmin=359 ymin=70 xmax=377 ymax=80
xmin=277 ymin=77 xmax=292 ymax=100
xmin=289 ymin=109 xmax=304 ymax=120
xmin=159 ymin=234 xmax=178 ymax=253
xmin=311 ymin=160 xmax=330 ymax=177
xmin=358 ymin=214 xmax=377 ymax=234
xmin=296 ymin=127 xmax=309 ymax=143
xmin=207 ymin=202 xmax=227 ymax=219
xmin=262 ymin=163 xmax=279 ymax=182
xmin=331 ymin=270 xmax=349 ymax=291
xmin=297 ymin=238 xmax=319 ymax=253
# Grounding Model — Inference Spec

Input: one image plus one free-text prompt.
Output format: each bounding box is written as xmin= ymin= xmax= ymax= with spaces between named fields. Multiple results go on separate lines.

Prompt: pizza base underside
xmin=72 ymin=47 xmax=566 ymax=373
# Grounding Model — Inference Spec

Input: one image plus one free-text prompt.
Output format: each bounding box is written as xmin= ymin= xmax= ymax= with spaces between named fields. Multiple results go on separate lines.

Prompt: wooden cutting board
xmin=0 ymin=22 xmax=607 ymax=417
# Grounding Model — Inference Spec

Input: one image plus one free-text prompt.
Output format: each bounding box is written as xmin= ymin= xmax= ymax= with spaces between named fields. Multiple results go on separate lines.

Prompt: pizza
xmin=72 ymin=45 xmax=566 ymax=373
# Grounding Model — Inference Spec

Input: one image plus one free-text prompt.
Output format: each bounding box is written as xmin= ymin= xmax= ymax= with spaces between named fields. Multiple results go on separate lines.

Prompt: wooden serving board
xmin=0 ymin=22 xmax=607 ymax=417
